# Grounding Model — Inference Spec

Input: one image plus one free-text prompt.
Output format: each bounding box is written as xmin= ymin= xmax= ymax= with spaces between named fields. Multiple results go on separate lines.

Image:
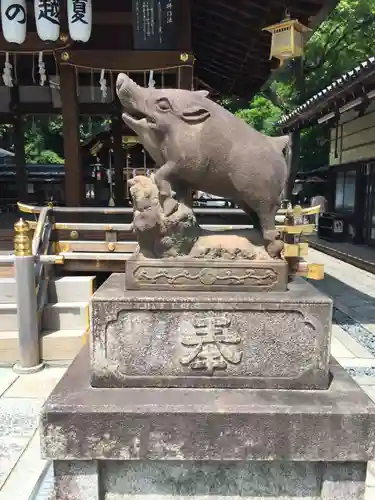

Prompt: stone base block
xmin=41 ymin=349 xmax=375 ymax=499
xmin=53 ymin=459 xmax=367 ymax=499
xmin=41 ymin=348 xmax=375 ymax=464
xmin=90 ymin=274 xmax=332 ymax=389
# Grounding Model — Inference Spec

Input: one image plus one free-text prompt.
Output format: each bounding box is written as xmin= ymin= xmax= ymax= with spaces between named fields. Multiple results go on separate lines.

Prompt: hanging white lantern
xmin=34 ymin=0 xmax=60 ymax=42
xmin=67 ymin=0 xmax=92 ymax=42
xmin=1 ymin=0 xmax=27 ymax=44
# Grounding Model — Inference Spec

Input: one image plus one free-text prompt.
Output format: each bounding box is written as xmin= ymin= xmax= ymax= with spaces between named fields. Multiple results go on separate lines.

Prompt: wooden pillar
xmin=178 ymin=0 xmax=193 ymax=90
xmin=13 ymin=115 xmax=27 ymax=202
xmin=60 ymin=64 xmax=82 ymax=206
xmin=10 ymin=86 xmax=27 ymax=202
xmin=353 ymin=164 xmax=366 ymax=244
xmin=178 ymin=66 xmax=194 ymax=90
xmin=112 ymin=115 xmax=124 ymax=205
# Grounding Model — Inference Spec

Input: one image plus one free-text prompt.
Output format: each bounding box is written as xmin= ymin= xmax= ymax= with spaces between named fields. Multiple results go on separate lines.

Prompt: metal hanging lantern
xmin=263 ymin=14 xmax=311 ymax=66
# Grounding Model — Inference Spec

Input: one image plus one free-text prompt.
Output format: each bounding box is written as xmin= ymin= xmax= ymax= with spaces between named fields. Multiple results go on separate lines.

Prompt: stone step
xmin=0 ymin=328 xmax=86 ymax=365
xmin=48 ymin=276 xmax=96 ymax=303
xmin=0 ymin=277 xmax=16 ymax=303
xmin=0 ymin=275 xmax=95 ymax=305
xmin=40 ymin=329 xmax=87 ymax=362
xmin=42 ymin=302 xmax=89 ymax=331
xmin=0 ymin=263 xmax=14 ymax=278
xmin=0 ymin=301 xmax=90 ymax=331
xmin=0 ymin=303 xmax=17 ymax=331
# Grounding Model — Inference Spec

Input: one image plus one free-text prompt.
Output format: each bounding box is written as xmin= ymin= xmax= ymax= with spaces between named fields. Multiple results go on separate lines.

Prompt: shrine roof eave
xmin=277 ymin=56 xmax=375 ymax=132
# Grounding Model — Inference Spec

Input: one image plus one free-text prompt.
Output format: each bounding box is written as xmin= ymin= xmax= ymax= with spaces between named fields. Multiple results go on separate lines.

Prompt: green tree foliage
xmin=234 ymin=96 xmax=283 ymax=136
xmin=228 ymin=0 xmax=375 ymax=171
xmin=0 ymin=114 xmax=110 ymax=164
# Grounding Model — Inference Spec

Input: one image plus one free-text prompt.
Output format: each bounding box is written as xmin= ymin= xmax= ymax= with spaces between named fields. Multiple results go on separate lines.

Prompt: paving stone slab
xmin=0 ymin=398 xmax=43 ymax=438
xmin=0 ymin=436 xmax=29 ymax=489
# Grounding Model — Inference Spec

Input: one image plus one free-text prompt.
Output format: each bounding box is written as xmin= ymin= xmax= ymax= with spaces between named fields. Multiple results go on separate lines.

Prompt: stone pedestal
xmin=91 ymin=274 xmax=332 ymax=390
xmin=41 ymin=349 xmax=375 ymax=499
xmin=40 ymin=274 xmax=375 ymax=500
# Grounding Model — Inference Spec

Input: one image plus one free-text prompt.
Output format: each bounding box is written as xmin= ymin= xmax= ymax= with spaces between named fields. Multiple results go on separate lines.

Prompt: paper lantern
xmin=1 ymin=0 xmax=27 ymax=44
xmin=67 ymin=0 xmax=92 ymax=42
xmin=263 ymin=17 xmax=311 ymax=66
xmin=34 ymin=0 xmax=60 ymax=42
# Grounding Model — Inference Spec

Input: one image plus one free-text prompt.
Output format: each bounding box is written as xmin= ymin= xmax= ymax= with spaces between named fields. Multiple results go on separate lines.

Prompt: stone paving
xmin=1 ymin=249 xmax=375 ymax=498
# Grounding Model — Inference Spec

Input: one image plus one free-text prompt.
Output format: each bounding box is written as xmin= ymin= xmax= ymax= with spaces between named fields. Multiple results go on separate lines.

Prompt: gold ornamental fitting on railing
xmin=14 ymin=218 xmax=32 ymax=257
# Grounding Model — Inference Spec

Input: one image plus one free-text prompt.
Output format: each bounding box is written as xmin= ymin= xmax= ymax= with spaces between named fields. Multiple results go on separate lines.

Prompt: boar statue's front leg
xmin=153 ymin=161 xmax=179 ymax=216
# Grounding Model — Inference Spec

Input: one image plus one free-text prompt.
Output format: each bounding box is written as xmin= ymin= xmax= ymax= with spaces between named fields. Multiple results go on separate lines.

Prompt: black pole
xmin=285 ymin=57 xmax=305 ymax=201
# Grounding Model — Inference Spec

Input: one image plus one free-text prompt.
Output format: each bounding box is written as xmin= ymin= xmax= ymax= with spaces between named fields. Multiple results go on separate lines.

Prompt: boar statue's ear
xmin=128 ymin=178 xmax=135 ymax=187
xmin=181 ymin=106 xmax=211 ymax=124
xmin=194 ymin=90 xmax=209 ymax=98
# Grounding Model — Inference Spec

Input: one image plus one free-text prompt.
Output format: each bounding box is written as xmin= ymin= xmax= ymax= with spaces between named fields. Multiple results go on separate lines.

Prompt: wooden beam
xmin=92 ymin=11 xmax=132 ymax=25
xmin=61 ymin=51 xmax=194 ymax=71
xmin=60 ymin=65 xmax=82 ymax=206
xmin=194 ymin=41 xmax=248 ymax=63
xmin=203 ymin=0 xmax=268 ymax=20
xmin=26 ymin=5 xmax=132 ymax=25
xmin=198 ymin=66 xmax=232 ymax=81
xmin=0 ymin=32 xmax=72 ymax=53
xmin=16 ymin=102 xmax=114 ymax=116
xmin=197 ymin=57 xmax=244 ymax=75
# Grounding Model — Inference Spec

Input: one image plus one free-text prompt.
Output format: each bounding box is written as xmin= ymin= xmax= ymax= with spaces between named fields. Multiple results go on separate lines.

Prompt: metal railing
xmin=0 ymin=216 xmax=63 ymax=374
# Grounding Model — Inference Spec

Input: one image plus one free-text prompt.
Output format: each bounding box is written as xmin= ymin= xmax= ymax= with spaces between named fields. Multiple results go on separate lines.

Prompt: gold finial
xmin=14 ymin=218 xmax=32 ymax=256
xmin=180 ymin=53 xmax=189 ymax=63
xmin=61 ymin=51 xmax=70 ymax=62
xmin=70 ymin=230 xmax=79 ymax=240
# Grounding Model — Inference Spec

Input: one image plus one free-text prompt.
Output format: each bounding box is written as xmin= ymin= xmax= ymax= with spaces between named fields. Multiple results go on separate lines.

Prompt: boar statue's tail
xmin=269 ymin=134 xmax=291 ymax=201
xmin=270 ymin=135 xmax=290 ymax=162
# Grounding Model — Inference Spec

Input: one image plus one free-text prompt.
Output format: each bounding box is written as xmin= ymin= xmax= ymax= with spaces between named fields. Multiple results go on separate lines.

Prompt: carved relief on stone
xmin=133 ymin=266 xmax=278 ymax=287
xmin=180 ymin=316 xmax=243 ymax=375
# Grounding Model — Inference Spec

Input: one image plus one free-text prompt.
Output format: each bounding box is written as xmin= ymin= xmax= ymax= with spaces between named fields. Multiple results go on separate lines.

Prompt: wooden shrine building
xmin=278 ymin=57 xmax=375 ymax=247
xmin=0 ymin=0 xmax=338 ymax=207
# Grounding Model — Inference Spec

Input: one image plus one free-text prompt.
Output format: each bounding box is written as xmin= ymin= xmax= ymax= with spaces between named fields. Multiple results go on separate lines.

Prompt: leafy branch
xmin=305 ymin=14 xmax=375 ymax=73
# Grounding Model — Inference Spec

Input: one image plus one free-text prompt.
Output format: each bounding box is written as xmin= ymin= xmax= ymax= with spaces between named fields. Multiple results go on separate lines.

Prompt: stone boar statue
xmin=116 ymin=73 xmax=289 ymax=257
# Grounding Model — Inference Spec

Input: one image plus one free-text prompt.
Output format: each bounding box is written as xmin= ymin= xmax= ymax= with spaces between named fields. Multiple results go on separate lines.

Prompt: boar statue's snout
xmin=116 ymin=73 xmax=146 ymax=110
xmin=116 ymin=73 xmax=133 ymax=100
xmin=116 ymin=73 xmax=128 ymax=92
